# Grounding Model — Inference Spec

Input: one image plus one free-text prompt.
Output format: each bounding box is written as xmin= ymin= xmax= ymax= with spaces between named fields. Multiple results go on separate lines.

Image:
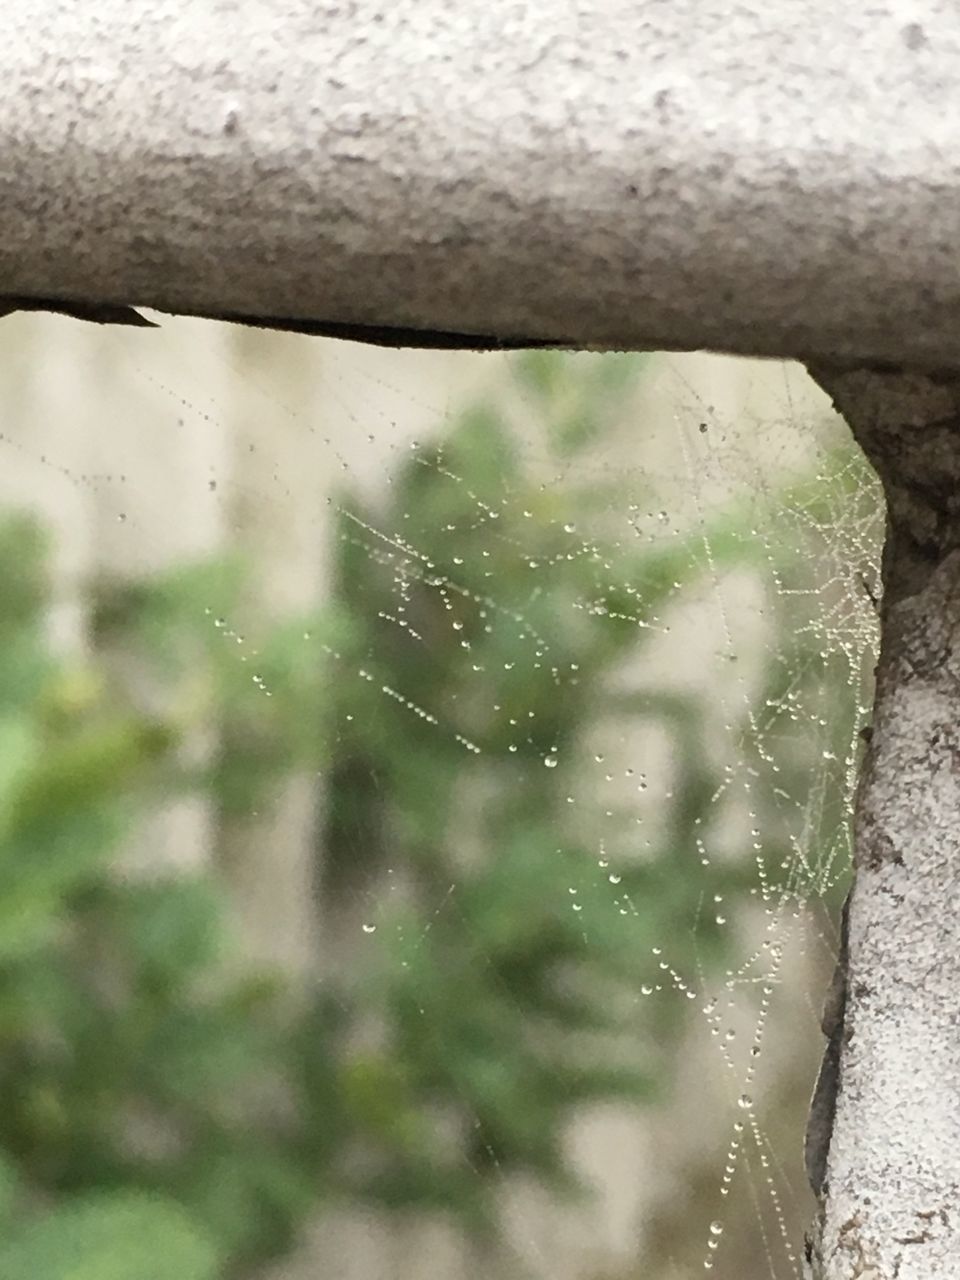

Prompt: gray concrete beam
xmin=4 ymin=2 xmax=959 ymax=365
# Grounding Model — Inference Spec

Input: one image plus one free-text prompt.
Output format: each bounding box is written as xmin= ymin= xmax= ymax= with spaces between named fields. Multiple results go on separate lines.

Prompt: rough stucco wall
xmin=805 ymin=365 xmax=960 ymax=1279
xmin=4 ymin=2 xmax=960 ymax=368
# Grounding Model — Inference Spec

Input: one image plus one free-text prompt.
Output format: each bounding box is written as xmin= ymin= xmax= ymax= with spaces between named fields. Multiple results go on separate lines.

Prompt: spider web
xmin=0 ymin=314 xmax=882 ymax=1280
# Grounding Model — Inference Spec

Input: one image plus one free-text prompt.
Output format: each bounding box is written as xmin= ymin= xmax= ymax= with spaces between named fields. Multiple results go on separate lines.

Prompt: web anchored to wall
xmin=0 ymin=319 xmax=881 ymax=1280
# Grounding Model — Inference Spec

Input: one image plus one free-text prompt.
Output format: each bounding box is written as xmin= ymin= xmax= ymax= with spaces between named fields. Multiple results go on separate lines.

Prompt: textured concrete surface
xmin=4 ymin=1 xmax=960 ymax=366
xmin=806 ymin=365 xmax=960 ymax=1277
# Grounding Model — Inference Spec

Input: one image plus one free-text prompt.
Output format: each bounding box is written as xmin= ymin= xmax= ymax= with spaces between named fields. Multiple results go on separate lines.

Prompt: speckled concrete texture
xmin=4 ymin=1 xmax=960 ymax=364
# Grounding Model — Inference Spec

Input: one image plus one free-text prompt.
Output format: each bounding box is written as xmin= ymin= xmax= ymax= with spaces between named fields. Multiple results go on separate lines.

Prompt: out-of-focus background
xmin=0 ymin=314 xmax=880 ymax=1280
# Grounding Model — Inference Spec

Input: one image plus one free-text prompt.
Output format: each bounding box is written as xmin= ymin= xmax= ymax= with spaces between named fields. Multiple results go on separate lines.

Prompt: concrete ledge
xmin=4 ymin=1 xmax=960 ymax=365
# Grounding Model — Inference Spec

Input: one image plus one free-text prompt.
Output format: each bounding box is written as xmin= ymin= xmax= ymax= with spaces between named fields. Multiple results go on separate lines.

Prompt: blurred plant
xmin=0 ymin=518 xmax=336 ymax=1276
xmin=0 ymin=1174 xmax=217 ymax=1280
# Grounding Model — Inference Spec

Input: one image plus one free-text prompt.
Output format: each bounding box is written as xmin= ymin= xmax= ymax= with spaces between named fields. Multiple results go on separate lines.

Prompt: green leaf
xmin=0 ymin=1191 xmax=218 ymax=1280
xmin=0 ymin=1150 xmax=19 ymax=1231
xmin=119 ymin=879 xmax=229 ymax=987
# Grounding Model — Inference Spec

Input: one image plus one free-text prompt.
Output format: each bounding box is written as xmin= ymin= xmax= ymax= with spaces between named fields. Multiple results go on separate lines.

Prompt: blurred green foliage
xmin=0 ymin=351 xmax=870 ymax=1277
xmin=0 ymin=518 xmax=332 ymax=1275
xmin=0 ymin=1187 xmax=217 ymax=1280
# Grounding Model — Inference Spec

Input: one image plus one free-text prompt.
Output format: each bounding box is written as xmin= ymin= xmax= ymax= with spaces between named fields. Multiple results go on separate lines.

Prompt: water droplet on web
xmin=544 ymin=754 xmax=558 ymax=768
xmin=361 ymin=923 xmax=377 ymax=935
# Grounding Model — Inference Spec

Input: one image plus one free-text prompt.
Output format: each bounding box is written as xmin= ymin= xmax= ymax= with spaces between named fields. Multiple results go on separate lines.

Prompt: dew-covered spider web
xmin=0 ymin=314 xmax=882 ymax=1280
